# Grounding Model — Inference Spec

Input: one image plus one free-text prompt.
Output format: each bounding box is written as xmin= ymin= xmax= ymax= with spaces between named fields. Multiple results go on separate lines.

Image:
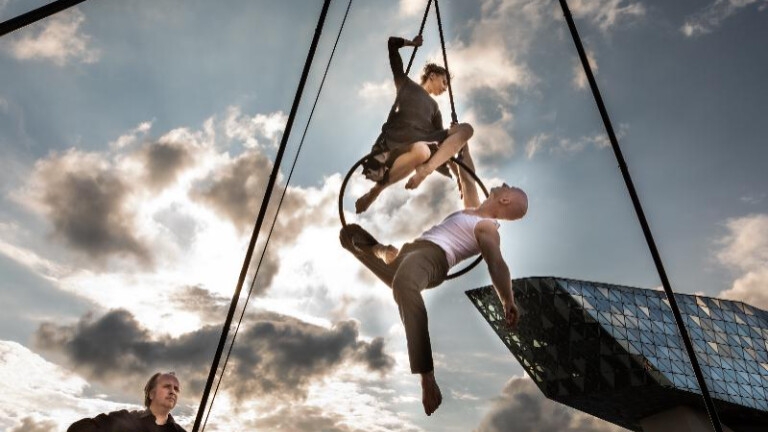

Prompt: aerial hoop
xmin=338 ymin=153 xmax=489 ymax=280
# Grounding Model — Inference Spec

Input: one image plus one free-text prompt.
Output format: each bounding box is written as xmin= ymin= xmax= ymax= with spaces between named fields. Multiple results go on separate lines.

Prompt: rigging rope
xmin=198 ymin=1 xmax=354 ymax=430
xmin=434 ymin=0 xmax=458 ymax=124
xmin=557 ymin=1 xmax=724 ymax=431
xmin=405 ymin=0 xmax=433 ymax=75
xmin=191 ymin=1 xmax=333 ymax=430
xmin=0 ymin=0 xmax=89 ymax=37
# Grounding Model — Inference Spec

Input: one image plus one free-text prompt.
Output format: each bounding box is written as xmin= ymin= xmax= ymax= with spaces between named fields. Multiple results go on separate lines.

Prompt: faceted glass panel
xmin=466 ymin=277 xmax=768 ymax=431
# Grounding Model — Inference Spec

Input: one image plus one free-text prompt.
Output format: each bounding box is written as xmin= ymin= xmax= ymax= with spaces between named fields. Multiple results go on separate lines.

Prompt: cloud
xmin=716 ymin=214 xmax=768 ymax=308
xmin=171 ymin=285 xmax=231 ymax=324
xmin=109 ymin=121 xmax=153 ymax=150
xmin=137 ymin=138 xmax=197 ymax=191
xmin=357 ymin=80 xmax=393 ymax=104
xmin=682 ymin=0 xmax=768 ymax=37
xmin=524 ymin=129 xmax=612 ymax=159
xmin=474 ymin=377 xmax=627 ymax=432
xmin=572 ymin=49 xmax=598 ymax=90
xmin=568 ymin=0 xmax=646 ymax=33
xmin=22 ymin=149 xmax=152 ymax=265
xmin=249 ymin=405 xmax=358 ymax=431
xmin=399 ymin=0 xmax=426 ymax=17
xmin=0 ymin=341 xmax=130 ymax=432
xmin=7 ymin=417 xmax=57 ymax=432
xmin=223 ymin=106 xmax=287 ymax=149
xmin=34 ymin=308 xmax=395 ymax=402
xmin=192 ymin=149 xmax=274 ymax=232
xmin=5 ymin=8 xmax=100 ymax=65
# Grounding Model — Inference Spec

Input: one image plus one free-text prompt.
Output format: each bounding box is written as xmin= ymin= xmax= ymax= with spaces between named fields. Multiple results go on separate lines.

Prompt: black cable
xmin=0 ymin=0 xmax=89 ymax=37
xmin=434 ymin=0 xmax=458 ymax=124
xmin=557 ymin=1 xmax=724 ymax=431
xmin=405 ymin=0 xmax=433 ymax=75
xmin=191 ymin=1 xmax=333 ymax=430
xmin=198 ymin=1 xmax=354 ymax=429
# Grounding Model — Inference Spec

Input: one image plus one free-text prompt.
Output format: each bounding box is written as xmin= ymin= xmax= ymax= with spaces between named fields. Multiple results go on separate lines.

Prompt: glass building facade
xmin=466 ymin=277 xmax=768 ymax=431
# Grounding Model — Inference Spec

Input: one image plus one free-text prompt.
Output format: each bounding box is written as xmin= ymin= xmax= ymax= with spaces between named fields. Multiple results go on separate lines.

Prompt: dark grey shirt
xmin=67 ymin=409 xmax=187 ymax=432
xmin=380 ymin=37 xmax=447 ymax=149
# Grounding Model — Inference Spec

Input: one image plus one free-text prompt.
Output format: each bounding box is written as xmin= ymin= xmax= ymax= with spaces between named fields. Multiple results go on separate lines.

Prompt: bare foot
xmin=355 ymin=188 xmax=381 ymax=214
xmin=420 ymin=372 xmax=443 ymax=416
xmin=405 ymin=164 xmax=432 ymax=190
xmin=373 ymin=244 xmax=398 ymax=264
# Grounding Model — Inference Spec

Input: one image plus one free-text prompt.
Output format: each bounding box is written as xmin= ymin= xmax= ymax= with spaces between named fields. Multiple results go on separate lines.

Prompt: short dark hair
xmin=144 ymin=372 xmax=176 ymax=408
xmin=420 ymin=62 xmax=449 ymax=85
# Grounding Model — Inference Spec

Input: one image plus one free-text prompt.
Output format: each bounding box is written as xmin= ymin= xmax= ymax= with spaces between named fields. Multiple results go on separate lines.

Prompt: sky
xmin=0 ymin=0 xmax=767 ymax=431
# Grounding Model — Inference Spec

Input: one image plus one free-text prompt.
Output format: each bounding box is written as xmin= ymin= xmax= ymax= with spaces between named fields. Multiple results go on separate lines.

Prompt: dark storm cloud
xmin=138 ymin=139 xmax=195 ymax=190
xmin=32 ymin=151 xmax=151 ymax=264
xmin=228 ymin=314 xmax=394 ymax=400
xmin=170 ymin=285 xmax=229 ymax=324
xmin=191 ymin=150 xmax=273 ymax=231
xmin=7 ymin=417 xmax=57 ymax=432
xmin=34 ymin=309 xmax=394 ymax=401
xmin=474 ymin=378 xmax=627 ymax=432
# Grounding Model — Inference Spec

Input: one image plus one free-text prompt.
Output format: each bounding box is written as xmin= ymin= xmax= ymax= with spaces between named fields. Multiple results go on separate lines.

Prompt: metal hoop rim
xmin=338 ymin=150 xmax=489 ymax=280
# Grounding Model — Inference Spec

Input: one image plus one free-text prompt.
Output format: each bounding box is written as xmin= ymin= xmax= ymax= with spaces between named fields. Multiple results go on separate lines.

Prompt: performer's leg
xmin=356 ymin=142 xmax=431 ymax=213
xmin=390 ymin=243 xmax=448 ymax=374
xmin=390 ymin=242 xmax=448 ymax=416
xmin=339 ymin=224 xmax=398 ymax=286
xmin=406 ymin=123 xmax=474 ymax=190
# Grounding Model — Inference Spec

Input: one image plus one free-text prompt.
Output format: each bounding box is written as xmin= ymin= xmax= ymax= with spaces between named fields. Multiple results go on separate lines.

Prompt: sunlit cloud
xmin=4 ymin=9 xmax=100 ymax=66
xmin=109 ymin=121 xmax=153 ymax=150
xmin=681 ymin=0 xmax=768 ymax=38
xmin=223 ymin=106 xmax=287 ymax=149
xmin=399 ymin=0 xmax=427 ymax=17
xmin=0 ymin=340 xmax=131 ymax=432
xmin=357 ymin=80 xmax=393 ymax=106
xmin=715 ymin=214 xmax=768 ymax=309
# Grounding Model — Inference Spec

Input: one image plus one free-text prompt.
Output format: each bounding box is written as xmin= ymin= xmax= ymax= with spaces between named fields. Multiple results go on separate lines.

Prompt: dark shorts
xmin=362 ymin=129 xmax=450 ymax=184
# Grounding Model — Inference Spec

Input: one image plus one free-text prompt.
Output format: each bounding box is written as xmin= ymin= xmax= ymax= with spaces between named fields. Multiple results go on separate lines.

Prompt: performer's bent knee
xmin=450 ymin=123 xmax=474 ymax=141
xmin=410 ymin=142 xmax=432 ymax=162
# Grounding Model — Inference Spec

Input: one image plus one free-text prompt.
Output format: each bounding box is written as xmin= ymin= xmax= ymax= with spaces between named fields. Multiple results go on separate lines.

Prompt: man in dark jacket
xmin=67 ymin=372 xmax=187 ymax=432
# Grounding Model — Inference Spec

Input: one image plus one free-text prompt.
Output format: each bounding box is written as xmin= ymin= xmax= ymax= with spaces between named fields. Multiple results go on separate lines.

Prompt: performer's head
xmin=144 ymin=372 xmax=180 ymax=412
xmin=421 ymin=63 xmax=449 ymax=96
xmin=487 ymin=183 xmax=528 ymax=221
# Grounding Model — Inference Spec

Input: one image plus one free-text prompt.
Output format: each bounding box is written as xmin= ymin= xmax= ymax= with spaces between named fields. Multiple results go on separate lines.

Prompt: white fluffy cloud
xmin=682 ymin=0 xmax=768 ymax=37
xmin=0 ymin=340 xmax=131 ymax=432
xmin=5 ymin=8 xmax=100 ymax=66
xmin=223 ymin=106 xmax=287 ymax=149
xmin=716 ymin=214 xmax=768 ymax=309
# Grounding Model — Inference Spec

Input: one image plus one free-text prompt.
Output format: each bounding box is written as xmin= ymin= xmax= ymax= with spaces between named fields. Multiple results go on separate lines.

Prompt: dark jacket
xmin=67 ymin=409 xmax=187 ymax=432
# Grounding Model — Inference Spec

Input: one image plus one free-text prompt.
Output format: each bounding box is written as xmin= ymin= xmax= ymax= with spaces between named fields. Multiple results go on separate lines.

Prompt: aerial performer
xmin=340 ymin=147 xmax=527 ymax=415
xmin=355 ymin=34 xmax=475 ymax=214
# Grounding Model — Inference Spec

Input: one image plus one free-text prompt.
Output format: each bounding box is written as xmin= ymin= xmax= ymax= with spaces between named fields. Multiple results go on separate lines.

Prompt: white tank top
xmin=417 ymin=211 xmax=499 ymax=268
